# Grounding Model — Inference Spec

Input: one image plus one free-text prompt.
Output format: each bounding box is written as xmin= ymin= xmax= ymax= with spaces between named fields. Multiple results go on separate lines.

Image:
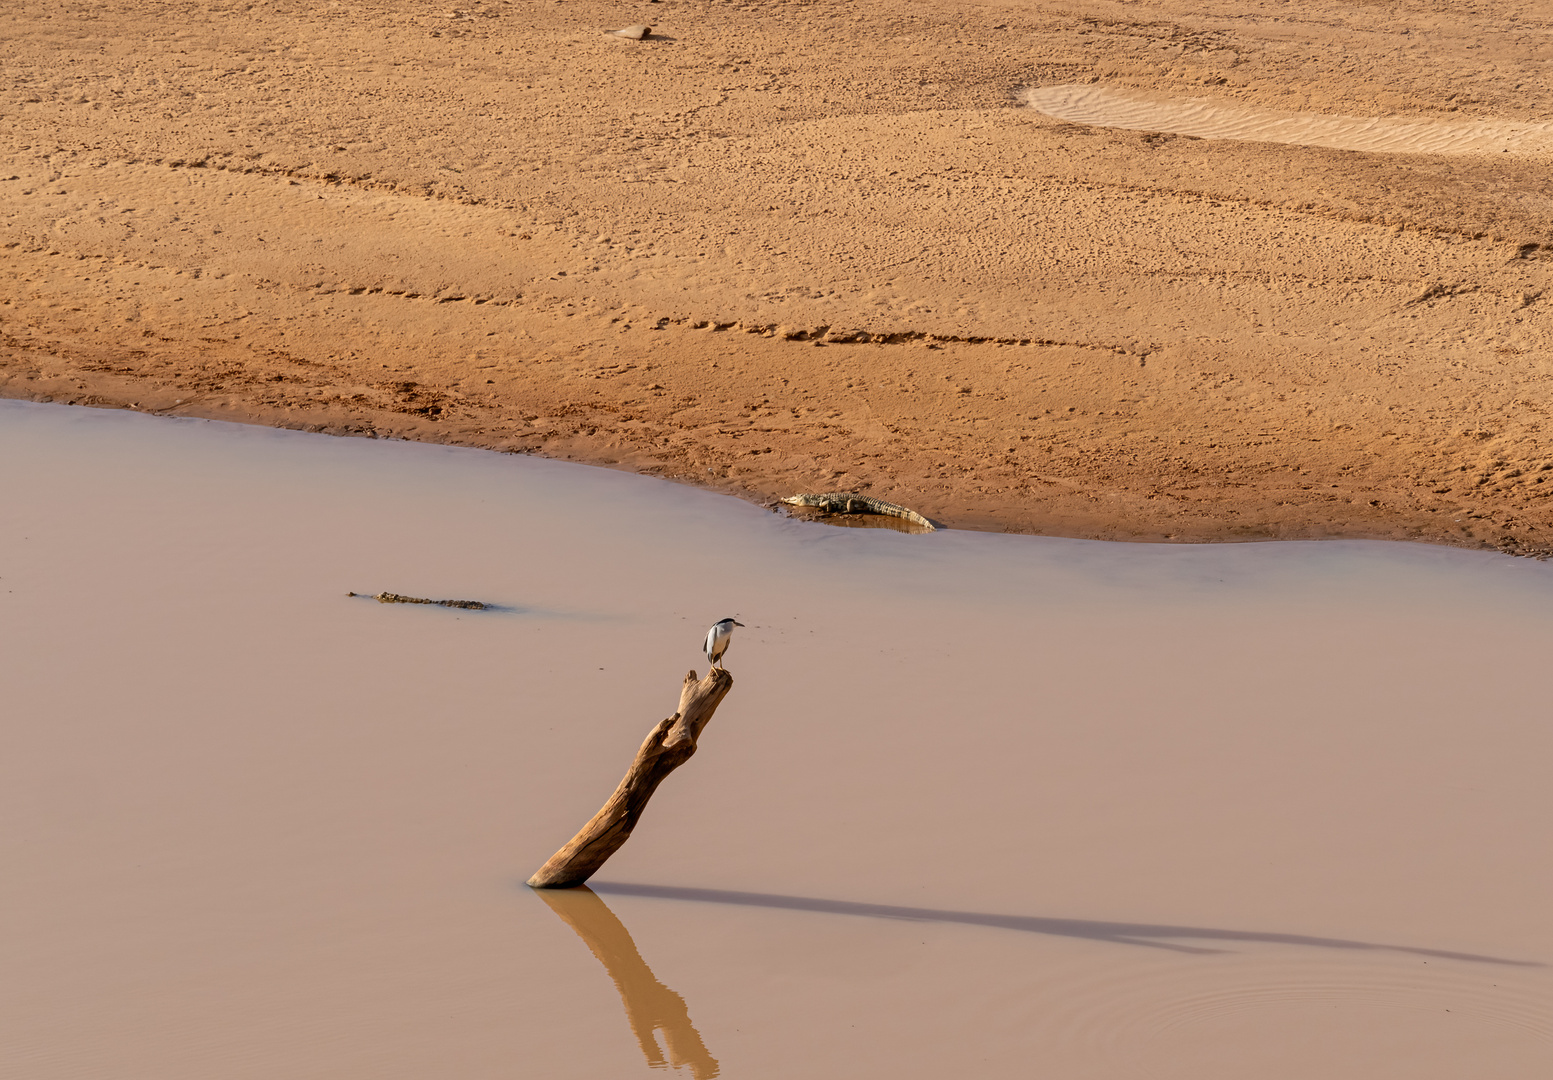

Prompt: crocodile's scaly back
xmin=781 ymin=492 xmax=935 ymax=531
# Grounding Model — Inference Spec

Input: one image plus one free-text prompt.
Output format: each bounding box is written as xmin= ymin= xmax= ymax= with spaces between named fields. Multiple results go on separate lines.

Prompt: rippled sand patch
xmin=1021 ymin=84 xmax=1553 ymax=156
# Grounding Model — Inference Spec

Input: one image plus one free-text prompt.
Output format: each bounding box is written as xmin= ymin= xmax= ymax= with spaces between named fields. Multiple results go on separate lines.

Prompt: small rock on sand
xmin=610 ymin=25 xmax=651 ymax=39
xmin=823 ymin=327 xmax=870 ymax=344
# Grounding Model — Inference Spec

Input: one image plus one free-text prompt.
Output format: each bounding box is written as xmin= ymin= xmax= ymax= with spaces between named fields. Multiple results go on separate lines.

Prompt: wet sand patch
xmin=1022 ymin=84 xmax=1553 ymax=156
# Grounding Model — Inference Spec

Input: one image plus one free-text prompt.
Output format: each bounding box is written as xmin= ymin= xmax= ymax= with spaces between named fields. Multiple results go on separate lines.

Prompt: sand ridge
xmin=3 ymin=0 xmax=1553 ymax=549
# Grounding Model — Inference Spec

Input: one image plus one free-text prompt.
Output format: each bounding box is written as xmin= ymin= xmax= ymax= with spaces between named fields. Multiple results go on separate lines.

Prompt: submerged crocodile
xmin=781 ymin=492 xmax=936 ymax=531
xmin=348 ymin=591 xmax=489 ymax=610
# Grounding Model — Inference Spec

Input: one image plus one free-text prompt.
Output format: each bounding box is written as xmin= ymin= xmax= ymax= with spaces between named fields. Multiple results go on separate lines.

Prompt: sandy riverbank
xmin=4 ymin=0 xmax=1551 ymax=549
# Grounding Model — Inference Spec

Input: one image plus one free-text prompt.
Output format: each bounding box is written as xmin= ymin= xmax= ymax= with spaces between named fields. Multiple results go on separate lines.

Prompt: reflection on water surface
xmin=780 ymin=508 xmax=936 ymax=534
xmin=537 ymin=887 xmax=719 ymax=1078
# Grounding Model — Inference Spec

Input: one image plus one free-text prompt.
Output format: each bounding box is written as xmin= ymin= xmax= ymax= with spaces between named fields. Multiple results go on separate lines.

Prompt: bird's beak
xmin=734 ymin=621 xmax=746 ymax=627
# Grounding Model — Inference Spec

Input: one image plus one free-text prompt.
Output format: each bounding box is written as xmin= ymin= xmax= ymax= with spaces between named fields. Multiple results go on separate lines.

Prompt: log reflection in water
xmin=536 ymin=886 xmax=720 ymax=1078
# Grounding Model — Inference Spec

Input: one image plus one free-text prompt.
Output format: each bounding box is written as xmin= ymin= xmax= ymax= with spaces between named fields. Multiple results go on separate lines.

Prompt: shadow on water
xmin=346 ymin=592 xmax=613 ymax=620
xmin=591 ymin=882 xmax=1543 ymax=966
xmin=474 ymin=604 xmax=619 ymax=620
xmin=534 ymin=886 xmax=720 ymax=1079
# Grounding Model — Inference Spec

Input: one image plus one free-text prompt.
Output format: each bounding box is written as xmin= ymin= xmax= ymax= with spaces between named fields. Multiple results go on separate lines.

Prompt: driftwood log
xmin=527 ymin=667 xmax=734 ymax=888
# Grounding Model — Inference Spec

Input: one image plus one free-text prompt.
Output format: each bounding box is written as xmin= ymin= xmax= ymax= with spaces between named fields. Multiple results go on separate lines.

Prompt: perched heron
xmin=703 ymin=617 xmax=745 ymax=669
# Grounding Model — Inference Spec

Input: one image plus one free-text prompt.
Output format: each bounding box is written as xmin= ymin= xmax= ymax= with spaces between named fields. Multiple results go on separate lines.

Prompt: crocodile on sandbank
xmin=780 ymin=492 xmax=936 ymax=531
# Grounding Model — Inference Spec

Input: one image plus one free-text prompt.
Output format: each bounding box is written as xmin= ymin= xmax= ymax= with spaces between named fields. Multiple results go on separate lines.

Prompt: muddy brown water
xmin=4 ymin=400 xmax=1552 ymax=1078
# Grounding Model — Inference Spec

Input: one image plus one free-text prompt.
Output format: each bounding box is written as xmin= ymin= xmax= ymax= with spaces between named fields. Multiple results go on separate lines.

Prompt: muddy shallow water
xmin=4 ymin=400 xmax=1552 ymax=1079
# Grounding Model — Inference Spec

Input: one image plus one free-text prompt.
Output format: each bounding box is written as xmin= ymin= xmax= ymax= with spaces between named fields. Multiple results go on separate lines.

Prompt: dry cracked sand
xmin=5 ymin=0 xmax=1553 ymax=549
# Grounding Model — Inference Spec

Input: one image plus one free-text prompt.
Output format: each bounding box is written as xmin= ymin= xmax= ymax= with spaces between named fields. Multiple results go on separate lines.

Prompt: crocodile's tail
xmin=862 ymin=498 xmax=934 ymax=530
xmin=879 ymin=504 xmax=936 ymax=531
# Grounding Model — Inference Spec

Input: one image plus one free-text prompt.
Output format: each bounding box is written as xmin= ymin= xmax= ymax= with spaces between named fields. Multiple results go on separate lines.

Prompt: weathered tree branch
xmin=527 ymin=667 xmax=734 ymax=889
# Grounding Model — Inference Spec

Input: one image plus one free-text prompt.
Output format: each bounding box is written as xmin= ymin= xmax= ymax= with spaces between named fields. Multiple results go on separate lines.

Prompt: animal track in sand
xmin=1022 ymin=85 xmax=1553 ymax=157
